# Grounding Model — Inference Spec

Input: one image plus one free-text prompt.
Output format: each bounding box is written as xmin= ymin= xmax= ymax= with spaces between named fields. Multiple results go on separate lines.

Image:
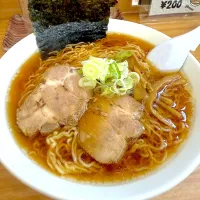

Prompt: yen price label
xmin=149 ymin=0 xmax=200 ymax=16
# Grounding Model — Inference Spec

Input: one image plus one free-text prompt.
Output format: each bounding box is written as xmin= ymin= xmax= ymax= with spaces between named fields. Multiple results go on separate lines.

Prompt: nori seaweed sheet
xmin=35 ymin=20 xmax=109 ymax=58
xmin=28 ymin=0 xmax=117 ymax=59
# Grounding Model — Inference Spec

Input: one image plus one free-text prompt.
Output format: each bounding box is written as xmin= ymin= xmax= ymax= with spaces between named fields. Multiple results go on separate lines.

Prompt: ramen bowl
xmin=0 ymin=19 xmax=200 ymax=200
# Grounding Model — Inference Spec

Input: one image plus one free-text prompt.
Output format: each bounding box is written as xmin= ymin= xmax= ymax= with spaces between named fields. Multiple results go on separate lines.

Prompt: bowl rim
xmin=0 ymin=19 xmax=200 ymax=200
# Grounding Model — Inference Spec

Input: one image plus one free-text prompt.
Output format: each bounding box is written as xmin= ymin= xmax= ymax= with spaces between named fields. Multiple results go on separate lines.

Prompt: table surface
xmin=1 ymin=0 xmax=200 ymax=200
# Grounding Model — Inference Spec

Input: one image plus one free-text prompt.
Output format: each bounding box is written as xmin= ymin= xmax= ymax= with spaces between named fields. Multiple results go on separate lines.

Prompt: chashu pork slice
xmin=17 ymin=65 xmax=92 ymax=137
xmin=78 ymin=96 xmax=144 ymax=164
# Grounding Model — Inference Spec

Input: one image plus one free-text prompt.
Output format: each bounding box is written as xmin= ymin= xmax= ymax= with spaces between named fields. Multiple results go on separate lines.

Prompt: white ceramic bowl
xmin=0 ymin=19 xmax=200 ymax=200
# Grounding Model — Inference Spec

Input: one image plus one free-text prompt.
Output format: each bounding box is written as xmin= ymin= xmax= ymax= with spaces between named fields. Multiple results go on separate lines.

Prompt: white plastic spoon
xmin=147 ymin=26 xmax=200 ymax=72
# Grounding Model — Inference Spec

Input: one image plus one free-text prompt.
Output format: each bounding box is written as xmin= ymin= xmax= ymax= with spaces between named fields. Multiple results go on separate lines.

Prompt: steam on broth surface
xmin=7 ymin=33 xmax=194 ymax=183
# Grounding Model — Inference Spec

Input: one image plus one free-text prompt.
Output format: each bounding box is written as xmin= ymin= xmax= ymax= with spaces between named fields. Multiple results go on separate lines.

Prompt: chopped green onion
xmin=78 ymin=69 xmax=83 ymax=75
xmin=114 ymin=50 xmax=133 ymax=62
xmin=78 ymin=56 xmax=140 ymax=97
xmin=128 ymin=72 xmax=140 ymax=84
xmin=79 ymin=77 xmax=96 ymax=89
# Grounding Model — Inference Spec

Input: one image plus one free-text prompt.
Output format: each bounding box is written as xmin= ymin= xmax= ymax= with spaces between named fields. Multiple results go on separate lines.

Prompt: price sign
xmin=160 ymin=0 xmax=182 ymax=9
xmin=149 ymin=0 xmax=200 ymax=15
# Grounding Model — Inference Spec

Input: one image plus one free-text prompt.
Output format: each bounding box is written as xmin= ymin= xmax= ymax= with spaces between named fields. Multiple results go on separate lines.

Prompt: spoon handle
xmin=186 ymin=26 xmax=200 ymax=51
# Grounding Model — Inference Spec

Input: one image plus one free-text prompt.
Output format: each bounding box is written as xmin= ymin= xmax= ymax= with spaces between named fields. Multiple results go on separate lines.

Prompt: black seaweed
xmin=34 ymin=20 xmax=109 ymax=58
xmin=28 ymin=0 xmax=117 ymax=58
